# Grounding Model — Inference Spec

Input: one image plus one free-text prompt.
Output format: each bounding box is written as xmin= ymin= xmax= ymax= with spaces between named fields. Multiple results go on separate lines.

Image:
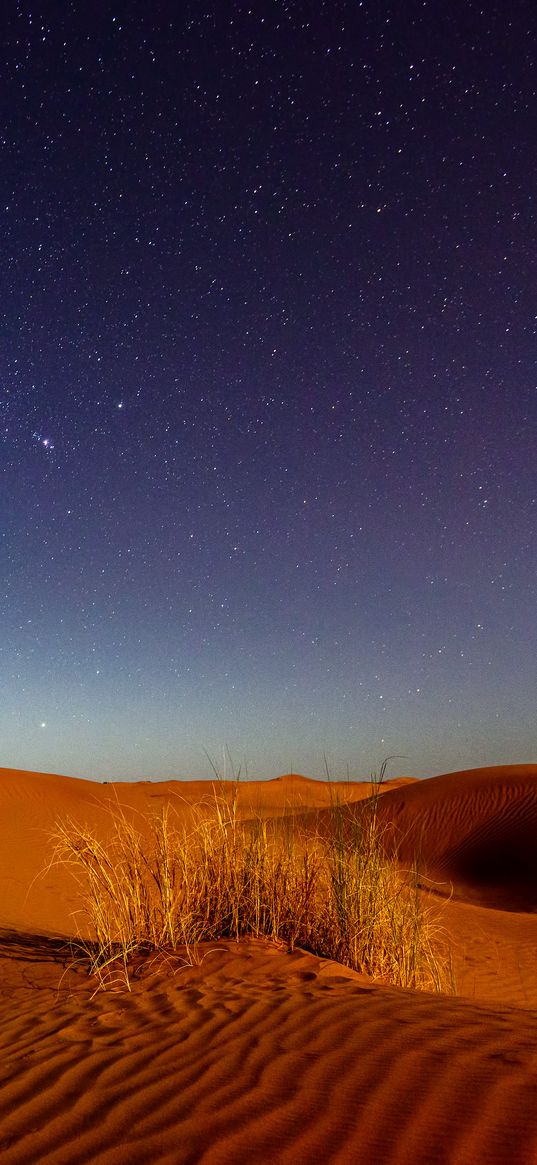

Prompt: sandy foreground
xmin=1 ymin=764 xmax=537 ymax=1163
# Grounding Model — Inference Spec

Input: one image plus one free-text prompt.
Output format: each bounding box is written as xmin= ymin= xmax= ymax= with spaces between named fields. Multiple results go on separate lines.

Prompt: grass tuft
xmin=49 ymin=778 xmax=452 ymax=994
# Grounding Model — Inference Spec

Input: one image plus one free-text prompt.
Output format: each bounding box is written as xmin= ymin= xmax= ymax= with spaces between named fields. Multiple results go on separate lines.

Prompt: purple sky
xmin=2 ymin=1 xmax=536 ymax=779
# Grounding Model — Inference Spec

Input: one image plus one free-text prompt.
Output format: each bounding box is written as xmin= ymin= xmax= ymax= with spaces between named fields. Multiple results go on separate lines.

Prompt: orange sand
xmin=1 ymin=764 xmax=537 ymax=1163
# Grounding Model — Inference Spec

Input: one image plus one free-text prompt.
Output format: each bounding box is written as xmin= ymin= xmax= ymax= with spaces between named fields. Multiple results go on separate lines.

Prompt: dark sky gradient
xmin=2 ymin=1 xmax=536 ymax=780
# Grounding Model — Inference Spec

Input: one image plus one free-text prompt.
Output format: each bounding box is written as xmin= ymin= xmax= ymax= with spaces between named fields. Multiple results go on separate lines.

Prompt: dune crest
xmin=374 ymin=764 xmax=537 ymax=911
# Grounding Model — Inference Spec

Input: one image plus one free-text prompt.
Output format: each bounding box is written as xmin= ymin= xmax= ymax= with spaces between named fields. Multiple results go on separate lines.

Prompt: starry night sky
xmin=2 ymin=1 xmax=536 ymax=781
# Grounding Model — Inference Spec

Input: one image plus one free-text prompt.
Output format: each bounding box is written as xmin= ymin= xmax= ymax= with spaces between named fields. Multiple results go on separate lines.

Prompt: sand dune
xmin=374 ymin=764 xmax=537 ymax=910
xmin=2 ymin=764 xmax=537 ymax=1163
xmin=2 ymin=937 xmax=537 ymax=1164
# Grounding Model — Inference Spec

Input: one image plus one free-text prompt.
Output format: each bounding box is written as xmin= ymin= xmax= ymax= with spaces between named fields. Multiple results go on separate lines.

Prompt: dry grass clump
xmin=49 ymin=783 xmax=452 ymax=994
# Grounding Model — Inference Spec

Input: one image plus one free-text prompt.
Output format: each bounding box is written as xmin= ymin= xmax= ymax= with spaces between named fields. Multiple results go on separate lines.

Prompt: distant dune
xmin=2 ymin=763 xmax=537 ymax=1163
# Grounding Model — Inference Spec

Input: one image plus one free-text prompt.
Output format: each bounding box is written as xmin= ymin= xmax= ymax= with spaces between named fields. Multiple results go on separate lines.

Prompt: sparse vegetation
xmin=49 ymin=776 xmax=452 ymax=994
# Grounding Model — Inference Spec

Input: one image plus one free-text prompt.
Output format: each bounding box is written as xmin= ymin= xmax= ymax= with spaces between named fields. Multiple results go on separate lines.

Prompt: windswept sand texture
xmin=1 ymin=764 xmax=537 ymax=1163
xmin=374 ymin=765 xmax=537 ymax=910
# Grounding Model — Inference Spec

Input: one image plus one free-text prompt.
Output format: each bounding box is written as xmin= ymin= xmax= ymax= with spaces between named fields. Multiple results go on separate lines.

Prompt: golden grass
xmin=49 ymin=782 xmax=452 ymax=995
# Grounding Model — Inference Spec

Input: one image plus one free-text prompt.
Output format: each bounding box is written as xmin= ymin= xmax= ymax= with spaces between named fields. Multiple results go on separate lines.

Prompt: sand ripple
xmin=1 ymin=940 xmax=537 ymax=1164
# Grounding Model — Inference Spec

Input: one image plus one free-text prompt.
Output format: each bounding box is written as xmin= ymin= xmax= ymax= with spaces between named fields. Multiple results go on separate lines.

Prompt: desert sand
xmin=2 ymin=764 xmax=537 ymax=1163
